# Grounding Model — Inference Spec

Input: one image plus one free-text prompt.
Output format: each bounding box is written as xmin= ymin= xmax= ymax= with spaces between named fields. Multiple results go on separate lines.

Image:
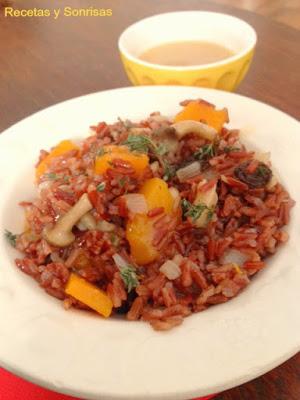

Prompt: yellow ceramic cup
xmin=118 ymin=11 xmax=257 ymax=91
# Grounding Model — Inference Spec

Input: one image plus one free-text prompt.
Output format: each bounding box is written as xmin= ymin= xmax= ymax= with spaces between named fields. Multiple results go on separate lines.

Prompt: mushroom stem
xmin=77 ymin=212 xmax=97 ymax=231
xmin=44 ymin=193 xmax=93 ymax=247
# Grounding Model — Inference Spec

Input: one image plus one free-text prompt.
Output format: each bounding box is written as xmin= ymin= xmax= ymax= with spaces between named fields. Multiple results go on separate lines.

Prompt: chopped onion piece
xmin=202 ymin=168 xmax=218 ymax=181
xmin=176 ymin=161 xmax=201 ymax=182
xmin=160 ymin=260 xmax=181 ymax=280
xmin=172 ymin=120 xmax=217 ymax=141
xmin=172 ymin=254 xmax=184 ymax=266
xmin=124 ymin=194 xmax=148 ymax=214
xmin=169 ymin=187 xmax=181 ymax=210
xmin=266 ymin=174 xmax=278 ymax=189
xmin=193 ymin=181 xmax=218 ymax=228
xmin=97 ymin=220 xmax=115 ymax=232
xmin=255 ymin=151 xmax=271 ymax=164
xmin=150 ymin=161 xmax=159 ymax=173
xmin=220 ymin=249 xmax=248 ymax=266
xmin=38 ymin=181 xmax=52 ymax=194
xmin=50 ymin=252 xmax=63 ymax=263
xmin=112 ymin=253 xmax=128 ymax=269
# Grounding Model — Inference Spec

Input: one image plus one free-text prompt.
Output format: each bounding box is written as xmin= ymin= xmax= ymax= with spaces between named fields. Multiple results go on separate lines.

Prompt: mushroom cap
xmin=172 ymin=120 xmax=217 ymax=141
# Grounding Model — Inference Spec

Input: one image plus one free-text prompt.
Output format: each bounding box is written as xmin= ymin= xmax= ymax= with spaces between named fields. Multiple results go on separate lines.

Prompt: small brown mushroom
xmin=171 ymin=120 xmax=217 ymax=141
xmin=44 ymin=193 xmax=93 ymax=247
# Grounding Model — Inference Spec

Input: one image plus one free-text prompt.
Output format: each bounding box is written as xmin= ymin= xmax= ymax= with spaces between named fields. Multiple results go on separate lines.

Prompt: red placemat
xmin=0 ymin=367 xmax=216 ymax=400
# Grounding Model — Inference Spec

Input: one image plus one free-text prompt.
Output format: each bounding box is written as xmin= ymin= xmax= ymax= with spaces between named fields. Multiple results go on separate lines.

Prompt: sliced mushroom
xmin=44 ymin=193 xmax=93 ymax=247
xmin=171 ymin=120 xmax=217 ymax=141
xmin=152 ymin=126 xmax=179 ymax=154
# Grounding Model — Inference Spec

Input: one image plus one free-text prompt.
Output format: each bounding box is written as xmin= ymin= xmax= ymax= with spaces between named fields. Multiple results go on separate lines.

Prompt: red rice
xmin=13 ymin=99 xmax=295 ymax=330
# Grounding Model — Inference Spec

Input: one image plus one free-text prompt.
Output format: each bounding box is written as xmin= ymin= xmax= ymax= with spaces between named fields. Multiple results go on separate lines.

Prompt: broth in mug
xmin=139 ymin=40 xmax=234 ymax=66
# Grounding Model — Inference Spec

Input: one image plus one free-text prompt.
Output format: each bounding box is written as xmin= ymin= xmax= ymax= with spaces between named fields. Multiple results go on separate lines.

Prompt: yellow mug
xmin=118 ymin=11 xmax=256 ymax=91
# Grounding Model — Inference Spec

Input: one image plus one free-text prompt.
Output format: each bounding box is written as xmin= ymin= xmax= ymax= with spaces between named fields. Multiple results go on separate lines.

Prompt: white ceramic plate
xmin=0 ymin=86 xmax=299 ymax=400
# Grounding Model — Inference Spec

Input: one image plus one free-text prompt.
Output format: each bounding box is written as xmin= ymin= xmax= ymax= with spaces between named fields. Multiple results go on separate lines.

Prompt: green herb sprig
xmin=223 ymin=146 xmax=240 ymax=153
xmin=44 ymin=173 xmax=57 ymax=180
xmin=96 ymin=182 xmax=106 ymax=192
xmin=123 ymin=135 xmax=174 ymax=180
xmin=119 ymin=264 xmax=139 ymax=292
xmin=181 ymin=199 xmax=214 ymax=222
xmin=110 ymin=233 xmax=120 ymax=247
xmin=97 ymin=148 xmax=108 ymax=157
xmin=123 ymin=135 xmax=154 ymax=154
xmin=4 ymin=230 xmax=18 ymax=247
xmin=257 ymin=165 xmax=270 ymax=178
xmin=194 ymin=143 xmax=215 ymax=162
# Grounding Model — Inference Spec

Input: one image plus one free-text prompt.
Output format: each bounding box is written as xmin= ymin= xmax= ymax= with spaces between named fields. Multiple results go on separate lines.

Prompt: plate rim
xmin=0 ymin=86 xmax=299 ymax=400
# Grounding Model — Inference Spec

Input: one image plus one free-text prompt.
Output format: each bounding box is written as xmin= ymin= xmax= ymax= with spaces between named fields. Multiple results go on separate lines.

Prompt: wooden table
xmin=0 ymin=1 xmax=299 ymax=399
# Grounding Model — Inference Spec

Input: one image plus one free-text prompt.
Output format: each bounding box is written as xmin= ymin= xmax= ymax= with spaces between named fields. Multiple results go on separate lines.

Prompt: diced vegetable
xmin=139 ymin=177 xmax=174 ymax=214
xmin=169 ymin=187 xmax=181 ymax=211
xmin=174 ymin=101 xmax=229 ymax=132
xmin=221 ymin=249 xmax=248 ymax=266
xmin=126 ymin=178 xmax=177 ymax=265
xmin=94 ymin=145 xmax=149 ymax=177
xmin=112 ymin=253 xmax=129 ymax=269
xmin=65 ymin=273 xmax=113 ymax=318
xmin=126 ymin=214 xmax=159 ymax=265
xmin=36 ymin=140 xmax=79 ymax=179
xmin=160 ymin=260 xmax=181 ymax=280
xmin=150 ymin=161 xmax=159 ymax=173
xmin=176 ymin=161 xmax=201 ymax=182
xmin=172 ymin=254 xmax=183 ymax=266
xmin=123 ymin=194 xmax=148 ymax=214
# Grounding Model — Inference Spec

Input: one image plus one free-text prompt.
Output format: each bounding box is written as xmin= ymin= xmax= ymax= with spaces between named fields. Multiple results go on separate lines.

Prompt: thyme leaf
xmin=119 ymin=264 xmax=139 ymax=292
xmin=5 ymin=230 xmax=18 ymax=247
xmin=194 ymin=144 xmax=215 ymax=162
xmin=181 ymin=199 xmax=213 ymax=222
xmin=96 ymin=182 xmax=106 ymax=192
